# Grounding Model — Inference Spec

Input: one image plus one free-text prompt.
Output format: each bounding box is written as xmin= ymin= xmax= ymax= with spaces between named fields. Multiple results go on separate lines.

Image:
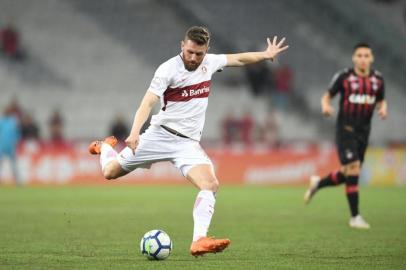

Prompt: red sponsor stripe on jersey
xmin=343 ymin=79 xmax=350 ymax=115
xmin=349 ymin=79 xmax=356 ymax=116
xmin=364 ymin=77 xmax=372 ymax=117
xmin=162 ymin=80 xmax=211 ymax=111
xmin=357 ymin=77 xmax=363 ymax=118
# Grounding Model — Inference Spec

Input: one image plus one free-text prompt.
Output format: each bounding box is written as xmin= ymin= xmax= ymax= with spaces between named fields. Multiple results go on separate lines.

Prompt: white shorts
xmin=117 ymin=125 xmax=212 ymax=176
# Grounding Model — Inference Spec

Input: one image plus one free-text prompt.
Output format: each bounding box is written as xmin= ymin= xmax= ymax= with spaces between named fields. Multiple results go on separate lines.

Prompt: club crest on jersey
xmin=348 ymin=74 xmax=358 ymax=82
xmin=370 ymin=76 xmax=378 ymax=84
xmin=201 ymin=66 xmax=208 ymax=73
xmin=372 ymin=83 xmax=379 ymax=91
xmin=351 ymin=82 xmax=359 ymax=91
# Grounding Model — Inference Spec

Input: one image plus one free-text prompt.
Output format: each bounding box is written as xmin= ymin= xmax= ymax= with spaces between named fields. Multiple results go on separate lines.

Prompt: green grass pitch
xmin=0 ymin=185 xmax=405 ymax=270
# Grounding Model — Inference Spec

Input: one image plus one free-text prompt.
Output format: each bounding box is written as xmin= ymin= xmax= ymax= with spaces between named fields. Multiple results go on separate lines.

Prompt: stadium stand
xmin=0 ymin=0 xmax=404 ymax=143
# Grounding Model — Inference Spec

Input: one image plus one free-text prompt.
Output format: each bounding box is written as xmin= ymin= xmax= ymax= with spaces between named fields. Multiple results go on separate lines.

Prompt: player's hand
xmin=322 ymin=104 xmax=335 ymax=117
xmin=378 ymin=106 xmax=387 ymax=120
xmin=264 ymin=36 xmax=289 ymax=60
xmin=125 ymin=134 xmax=140 ymax=155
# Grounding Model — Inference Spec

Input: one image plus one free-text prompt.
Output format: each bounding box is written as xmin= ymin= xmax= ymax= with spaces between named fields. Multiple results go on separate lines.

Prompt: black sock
xmin=317 ymin=171 xmax=346 ymax=189
xmin=346 ymin=175 xmax=359 ymax=217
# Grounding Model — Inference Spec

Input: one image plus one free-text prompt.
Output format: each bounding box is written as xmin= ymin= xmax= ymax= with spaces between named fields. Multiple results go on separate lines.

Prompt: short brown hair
xmin=184 ymin=26 xmax=210 ymax=46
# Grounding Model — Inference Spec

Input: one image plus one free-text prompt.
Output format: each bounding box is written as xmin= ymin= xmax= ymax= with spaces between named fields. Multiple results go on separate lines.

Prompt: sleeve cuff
xmin=147 ymin=88 xmax=162 ymax=97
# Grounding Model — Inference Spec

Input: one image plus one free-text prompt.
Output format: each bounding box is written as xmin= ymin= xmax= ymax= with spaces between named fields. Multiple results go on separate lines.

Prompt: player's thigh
xmin=337 ymin=139 xmax=361 ymax=175
xmin=336 ymin=129 xmax=360 ymax=165
xmin=172 ymin=140 xmax=217 ymax=190
xmin=357 ymin=133 xmax=370 ymax=164
xmin=116 ymin=126 xmax=175 ymax=172
xmin=186 ymin=164 xmax=219 ymax=192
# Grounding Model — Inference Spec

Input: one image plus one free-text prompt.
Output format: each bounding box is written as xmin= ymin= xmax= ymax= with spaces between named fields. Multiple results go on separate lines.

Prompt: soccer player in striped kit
xmin=89 ymin=26 xmax=288 ymax=255
xmin=304 ymin=42 xmax=388 ymax=229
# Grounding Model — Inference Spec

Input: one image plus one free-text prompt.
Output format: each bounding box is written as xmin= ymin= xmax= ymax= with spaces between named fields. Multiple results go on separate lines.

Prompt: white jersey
xmin=147 ymin=53 xmax=227 ymax=141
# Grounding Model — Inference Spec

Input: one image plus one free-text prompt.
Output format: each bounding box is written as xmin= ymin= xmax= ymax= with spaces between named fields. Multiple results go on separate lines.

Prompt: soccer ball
xmin=140 ymin=230 xmax=172 ymax=260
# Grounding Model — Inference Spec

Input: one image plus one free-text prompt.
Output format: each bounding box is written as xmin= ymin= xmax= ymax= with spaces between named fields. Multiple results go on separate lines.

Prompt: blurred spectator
xmin=221 ymin=110 xmax=240 ymax=145
xmin=21 ymin=112 xmax=40 ymax=140
xmin=0 ymin=23 xmax=25 ymax=61
xmin=240 ymin=110 xmax=254 ymax=147
xmin=273 ymin=64 xmax=293 ymax=110
xmin=110 ymin=114 xmax=129 ymax=142
xmin=245 ymin=61 xmax=274 ymax=96
xmin=6 ymin=97 xmax=23 ymax=121
xmin=0 ymin=107 xmax=21 ymax=185
xmin=259 ymin=110 xmax=280 ymax=148
xmin=48 ymin=109 xmax=65 ymax=146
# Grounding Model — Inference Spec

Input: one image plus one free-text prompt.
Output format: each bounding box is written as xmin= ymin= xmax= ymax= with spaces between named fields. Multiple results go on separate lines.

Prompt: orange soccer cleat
xmin=88 ymin=136 xmax=118 ymax=155
xmin=190 ymin=237 xmax=231 ymax=257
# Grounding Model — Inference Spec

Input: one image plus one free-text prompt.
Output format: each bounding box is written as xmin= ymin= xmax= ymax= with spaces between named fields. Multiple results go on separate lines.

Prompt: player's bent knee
xmin=103 ymin=169 xmax=117 ymax=180
xmin=202 ymin=178 xmax=219 ymax=192
xmin=186 ymin=164 xmax=221 ymax=192
xmin=344 ymin=161 xmax=361 ymax=176
xmin=211 ymin=179 xmax=220 ymax=191
xmin=102 ymin=161 xmax=126 ymax=180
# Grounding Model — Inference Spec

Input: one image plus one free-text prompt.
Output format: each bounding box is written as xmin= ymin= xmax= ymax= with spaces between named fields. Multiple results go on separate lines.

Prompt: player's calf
xmin=304 ymin=175 xmax=321 ymax=204
xmin=304 ymin=170 xmax=347 ymax=204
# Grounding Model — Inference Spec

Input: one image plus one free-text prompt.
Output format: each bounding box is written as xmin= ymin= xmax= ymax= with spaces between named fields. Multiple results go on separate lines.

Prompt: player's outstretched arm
xmin=125 ymin=91 xmax=159 ymax=154
xmin=225 ymin=36 xmax=289 ymax=67
xmin=321 ymin=92 xmax=335 ymax=117
xmin=377 ymin=100 xmax=388 ymax=120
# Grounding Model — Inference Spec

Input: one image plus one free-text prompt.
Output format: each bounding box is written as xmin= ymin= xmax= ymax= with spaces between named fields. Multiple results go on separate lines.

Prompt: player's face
xmin=181 ymin=39 xmax=208 ymax=71
xmin=352 ymin=47 xmax=374 ymax=72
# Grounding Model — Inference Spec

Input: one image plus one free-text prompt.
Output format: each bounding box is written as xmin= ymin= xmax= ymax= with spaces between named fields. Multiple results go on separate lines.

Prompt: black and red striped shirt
xmin=328 ymin=68 xmax=385 ymax=128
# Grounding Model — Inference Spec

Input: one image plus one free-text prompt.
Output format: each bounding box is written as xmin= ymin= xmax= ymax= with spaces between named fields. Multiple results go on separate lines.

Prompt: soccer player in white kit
xmin=89 ymin=26 xmax=288 ymax=256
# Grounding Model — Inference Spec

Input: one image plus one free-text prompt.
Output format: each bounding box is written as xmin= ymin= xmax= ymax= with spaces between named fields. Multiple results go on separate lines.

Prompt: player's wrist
xmin=129 ymin=129 xmax=140 ymax=138
xmin=261 ymin=51 xmax=271 ymax=60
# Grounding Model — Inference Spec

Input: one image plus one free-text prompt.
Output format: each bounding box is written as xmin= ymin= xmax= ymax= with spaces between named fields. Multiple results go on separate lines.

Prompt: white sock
xmin=192 ymin=190 xmax=216 ymax=242
xmin=100 ymin=143 xmax=117 ymax=170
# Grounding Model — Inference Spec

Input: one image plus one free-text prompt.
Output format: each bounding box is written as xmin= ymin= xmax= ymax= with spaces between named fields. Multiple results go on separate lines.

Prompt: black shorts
xmin=335 ymin=125 xmax=370 ymax=165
